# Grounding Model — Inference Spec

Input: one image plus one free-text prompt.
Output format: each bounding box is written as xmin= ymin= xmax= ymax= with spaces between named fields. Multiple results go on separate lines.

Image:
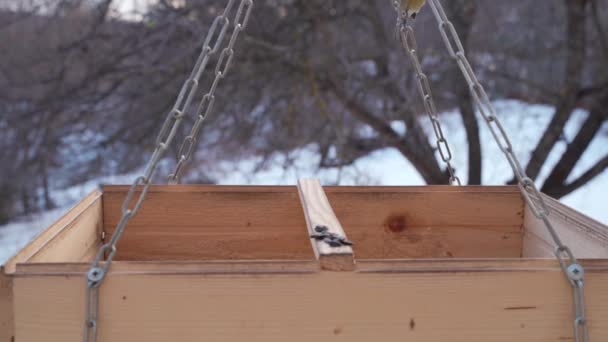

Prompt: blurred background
xmin=0 ymin=0 xmax=606 ymax=259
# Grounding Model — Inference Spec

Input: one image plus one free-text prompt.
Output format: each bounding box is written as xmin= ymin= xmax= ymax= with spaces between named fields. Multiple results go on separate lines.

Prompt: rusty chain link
xmin=424 ymin=0 xmax=589 ymax=340
xmin=83 ymin=1 xmax=253 ymax=341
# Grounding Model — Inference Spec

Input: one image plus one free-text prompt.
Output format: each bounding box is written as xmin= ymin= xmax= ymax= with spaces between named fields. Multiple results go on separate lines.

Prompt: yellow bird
xmin=400 ymin=0 xmax=427 ymax=20
xmin=395 ymin=0 xmax=426 ymax=39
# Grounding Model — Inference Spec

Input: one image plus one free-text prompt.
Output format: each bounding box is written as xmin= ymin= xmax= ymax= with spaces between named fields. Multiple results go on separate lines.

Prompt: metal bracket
xmin=310 ymin=225 xmax=353 ymax=248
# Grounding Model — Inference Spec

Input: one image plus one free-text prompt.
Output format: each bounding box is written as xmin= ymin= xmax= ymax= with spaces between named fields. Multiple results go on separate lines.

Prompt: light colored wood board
xmin=101 ymin=185 xmax=523 ymax=194
xmin=355 ymin=258 xmax=608 ymax=273
xmin=522 ymin=230 xmax=554 ymax=258
xmin=325 ymin=187 xmax=524 ymax=258
xmin=2 ymin=190 xmax=102 ymax=273
xmin=101 ymin=185 xmax=521 ymax=195
xmin=109 ymin=229 xmax=313 ymax=261
xmin=14 ymin=260 xmax=320 ymax=275
xmin=103 ymin=185 xmax=524 ymax=260
xmin=27 ymin=195 xmax=102 ymax=264
xmin=324 ymin=186 xmax=524 ymax=228
xmin=102 ymin=188 xmax=314 ymax=260
xmin=0 ymin=267 xmax=14 ymax=342
xmin=297 ymin=179 xmax=354 ymax=271
xmin=325 ymin=185 xmax=522 ymax=194
xmin=522 ymin=194 xmax=608 ymax=258
xmin=13 ymin=269 xmax=608 ymax=342
xmin=13 ymin=259 xmax=608 ymax=276
xmin=102 ymin=185 xmax=307 ymax=193
xmin=102 ymin=188 xmax=308 ymax=229
xmin=348 ymin=225 xmax=522 ymax=259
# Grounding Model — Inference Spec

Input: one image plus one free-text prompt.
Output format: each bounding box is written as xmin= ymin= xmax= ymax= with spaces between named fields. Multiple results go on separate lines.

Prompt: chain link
xmin=80 ymin=1 xmax=588 ymax=340
xmin=425 ymin=0 xmax=588 ymax=340
xmin=393 ymin=1 xmax=461 ymax=186
xmin=169 ymin=0 xmax=253 ymax=183
xmin=83 ymin=1 xmax=253 ymax=341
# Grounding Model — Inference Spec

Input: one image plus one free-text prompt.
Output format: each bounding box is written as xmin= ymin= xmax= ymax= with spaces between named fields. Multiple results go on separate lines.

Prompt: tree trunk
xmin=523 ymin=0 xmax=588 ymax=181
xmin=21 ymin=187 xmax=30 ymax=216
xmin=41 ymin=160 xmax=55 ymax=211
xmin=542 ymin=90 xmax=608 ymax=197
xmin=0 ymin=184 xmax=14 ymax=225
xmin=445 ymin=0 xmax=481 ymax=184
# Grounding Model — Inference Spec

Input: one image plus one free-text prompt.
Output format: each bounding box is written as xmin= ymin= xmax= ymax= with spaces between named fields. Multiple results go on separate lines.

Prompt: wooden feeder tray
xmin=2 ymin=179 xmax=607 ymax=341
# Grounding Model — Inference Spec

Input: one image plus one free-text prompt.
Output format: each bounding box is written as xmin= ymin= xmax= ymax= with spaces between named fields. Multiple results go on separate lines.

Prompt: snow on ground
xmin=1 ymin=100 xmax=606 ymax=264
xmin=214 ymin=100 xmax=607 ymax=221
xmin=0 ymin=173 xmax=145 ymax=264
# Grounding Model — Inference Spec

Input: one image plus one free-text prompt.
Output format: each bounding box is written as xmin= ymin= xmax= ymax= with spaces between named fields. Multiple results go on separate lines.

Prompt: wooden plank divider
xmin=297 ymin=178 xmax=355 ymax=271
xmin=13 ymin=260 xmax=320 ymax=276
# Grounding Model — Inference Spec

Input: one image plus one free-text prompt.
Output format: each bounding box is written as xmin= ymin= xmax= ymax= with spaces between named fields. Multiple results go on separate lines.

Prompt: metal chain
xmin=168 ymin=0 xmax=253 ymax=183
xmin=79 ymin=0 xmax=587 ymax=340
xmin=393 ymin=1 xmax=461 ymax=186
xmin=425 ymin=0 xmax=588 ymax=340
xmin=83 ymin=1 xmax=253 ymax=341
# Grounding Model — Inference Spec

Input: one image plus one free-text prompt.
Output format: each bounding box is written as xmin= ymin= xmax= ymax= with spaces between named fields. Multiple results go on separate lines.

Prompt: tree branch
xmin=523 ymin=0 xmax=588 ymax=181
xmin=549 ymin=155 xmax=608 ymax=198
xmin=318 ymin=137 xmax=386 ymax=168
xmin=327 ymin=78 xmax=446 ymax=184
xmin=542 ymin=90 xmax=608 ymax=197
xmin=445 ymin=0 xmax=481 ymax=184
xmin=577 ymin=80 xmax=608 ymax=100
xmin=590 ymin=0 xmax=608 ymax=58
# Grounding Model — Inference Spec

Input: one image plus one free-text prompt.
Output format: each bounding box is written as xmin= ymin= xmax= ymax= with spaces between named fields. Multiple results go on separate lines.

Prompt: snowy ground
xmin=1 ymin=100 xmax=606 ymax=264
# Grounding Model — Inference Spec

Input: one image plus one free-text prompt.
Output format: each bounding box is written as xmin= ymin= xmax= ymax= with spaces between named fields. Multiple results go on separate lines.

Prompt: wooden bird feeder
xmin=3 ymin=0 xmax=606 ymax=340
xmin=2 ymin=179 xmax=607 ymax=341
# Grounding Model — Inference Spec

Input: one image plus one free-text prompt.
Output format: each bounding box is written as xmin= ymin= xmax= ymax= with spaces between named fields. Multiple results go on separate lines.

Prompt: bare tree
xmin=0 ymin=0 xmax=606 ymax=224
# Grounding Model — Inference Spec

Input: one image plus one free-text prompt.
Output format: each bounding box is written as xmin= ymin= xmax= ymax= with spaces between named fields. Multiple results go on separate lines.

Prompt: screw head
xmin=567 ymin=263 xmax=584 ymax=281
xmin=324 ymin=237 xmax=342 ymax=247
xmin=314 ymin=225 xmax=329 ymax=233
xmin=87 ymin=267 xmax=105 ymax=283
